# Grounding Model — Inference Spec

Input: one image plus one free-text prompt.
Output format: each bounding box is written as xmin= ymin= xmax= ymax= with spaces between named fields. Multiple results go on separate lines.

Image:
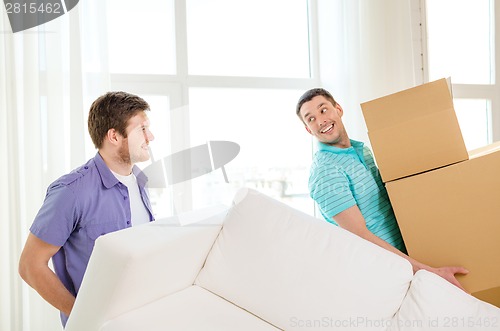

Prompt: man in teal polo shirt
xmin=296 ymin=87 xmax=468 ymax=290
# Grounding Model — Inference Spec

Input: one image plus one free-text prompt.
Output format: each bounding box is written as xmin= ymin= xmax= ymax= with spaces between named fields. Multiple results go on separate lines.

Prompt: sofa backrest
xmin=195 ymin=188 xmax=413 ymax=330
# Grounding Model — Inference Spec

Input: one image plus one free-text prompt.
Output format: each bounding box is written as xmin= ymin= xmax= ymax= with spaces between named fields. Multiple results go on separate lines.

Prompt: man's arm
xmin=19 ymin=233 xmax=75 ymax=316
xmin=334 ymin=205 xmax=469 ymax=291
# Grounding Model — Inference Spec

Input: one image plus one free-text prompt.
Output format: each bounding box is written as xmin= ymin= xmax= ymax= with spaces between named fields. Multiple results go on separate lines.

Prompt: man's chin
xmin=319 ymin=137 xmax=340 ymax=145
xmin=131 ymin=153 xmax=151 ymax=164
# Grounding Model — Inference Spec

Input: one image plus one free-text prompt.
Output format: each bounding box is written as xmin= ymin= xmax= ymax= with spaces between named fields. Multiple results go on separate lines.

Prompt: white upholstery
xmin=100 ymin=286 xmax=280 ymax=331
xmin=196 ymin=188 xmax=413 ymax=330
xmin=390 ymin=270 xmax=500 ymax=331
xmin=66 ymin=188 xmax=500 ymax=331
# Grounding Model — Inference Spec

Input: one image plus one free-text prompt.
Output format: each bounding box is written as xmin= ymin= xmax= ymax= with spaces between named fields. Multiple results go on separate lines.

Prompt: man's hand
xmin=19 ymin=233 xmax=76 ymax=316
xmin=427 ymin=266 xmax=469 ymax=292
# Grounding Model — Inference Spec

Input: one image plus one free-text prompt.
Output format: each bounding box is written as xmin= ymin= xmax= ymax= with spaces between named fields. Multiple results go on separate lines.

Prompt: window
xmin=423 ymin=0 xmax=498 ymax=148
xmin=104 ymin=0 xmax=318 ymax=217
xmin=454 ymin=99 xmax=491 ymax=150
xmin=186 ymin=0 xmax=310 ymax=78
xmin=106 ymin=0 xmax=177 ymax=74
xmin=426 ymin=0 xmax=493 ymax=85
xmin=188 ymin=88 xmax=313 ymax=212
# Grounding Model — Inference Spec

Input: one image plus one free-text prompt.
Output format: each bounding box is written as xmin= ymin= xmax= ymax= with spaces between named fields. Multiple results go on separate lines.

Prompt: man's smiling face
xmin=299 ymin=95 xmax=349 ymax=147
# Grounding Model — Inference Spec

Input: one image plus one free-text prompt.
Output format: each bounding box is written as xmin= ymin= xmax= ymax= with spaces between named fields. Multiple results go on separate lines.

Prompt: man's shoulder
xmin=311 ymin=150 xmax=345 ymax=169
xmin=309 ymin=151 xmax=345 ymax=183
xmin=49 ymin=158 xmax=99 ymax=189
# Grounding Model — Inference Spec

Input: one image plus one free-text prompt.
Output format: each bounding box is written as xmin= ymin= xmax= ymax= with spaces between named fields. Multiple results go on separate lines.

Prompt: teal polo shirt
xmin=309 ymin=139 xmax=406 ymax=252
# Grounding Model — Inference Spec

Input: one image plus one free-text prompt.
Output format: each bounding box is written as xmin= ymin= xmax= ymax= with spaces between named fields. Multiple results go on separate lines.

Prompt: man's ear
xmin=105 ymin=128 xmax=121 ymax=145
xmin=305 ymin=126 xmax=312 ymax=135
xmin=335 ymin=103 xmax=344 ymax=117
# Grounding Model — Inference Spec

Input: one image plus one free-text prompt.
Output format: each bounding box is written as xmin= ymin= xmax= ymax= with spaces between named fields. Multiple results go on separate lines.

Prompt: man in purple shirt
xmin=19 ymin=91 xmax=155 ymax=326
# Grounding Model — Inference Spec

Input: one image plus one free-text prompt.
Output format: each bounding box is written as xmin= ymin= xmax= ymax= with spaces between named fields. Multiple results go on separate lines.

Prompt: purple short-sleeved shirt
xmin=30 ymin=152 xmax=154 ymax=325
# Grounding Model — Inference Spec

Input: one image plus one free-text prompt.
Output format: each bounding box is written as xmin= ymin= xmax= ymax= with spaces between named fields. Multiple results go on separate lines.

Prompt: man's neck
xmin=325 ymin=135 xmax=351 ymax=149
xmin=98 ymin=150 xmax=133 ymax=176
xmin=330 ymin=140 xmax=351 ymax=149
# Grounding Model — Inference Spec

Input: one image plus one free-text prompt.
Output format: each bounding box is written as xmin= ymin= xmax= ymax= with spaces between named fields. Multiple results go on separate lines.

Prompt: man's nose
xmin=148 ymin=130 xmax=155 ymax=141
xmin=144 ymin=129 xmax=155 ymax=142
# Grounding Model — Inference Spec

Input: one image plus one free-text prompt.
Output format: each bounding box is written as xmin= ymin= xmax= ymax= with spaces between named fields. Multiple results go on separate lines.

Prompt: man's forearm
xmin=20 ymin=263 xmax=75 ymax=316
xmin=333 ymin=205 xmax=468 ymax=290
xmin=348 ymin=224 xmax=468 ymax=291
xmin=355 ymin=228 xmax=425 ymax=272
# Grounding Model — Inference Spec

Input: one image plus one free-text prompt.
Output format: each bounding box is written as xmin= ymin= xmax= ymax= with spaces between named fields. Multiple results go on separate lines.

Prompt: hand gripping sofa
xmin=65 ymin=188 xmax=500 ymax=331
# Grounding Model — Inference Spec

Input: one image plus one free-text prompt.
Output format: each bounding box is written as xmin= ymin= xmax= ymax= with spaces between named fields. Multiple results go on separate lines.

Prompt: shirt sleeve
xmin=30 ymin=184 xmax=78 ymax=247
xmin=309 ymin=164 xmax=357 ymax=220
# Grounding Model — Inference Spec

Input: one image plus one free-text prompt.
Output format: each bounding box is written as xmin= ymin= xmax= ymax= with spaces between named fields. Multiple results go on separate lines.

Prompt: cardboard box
xmin=386 ymin=142 xmax=500 ymax=307
xmin=361 ymin=78 xmax=469 ymax=182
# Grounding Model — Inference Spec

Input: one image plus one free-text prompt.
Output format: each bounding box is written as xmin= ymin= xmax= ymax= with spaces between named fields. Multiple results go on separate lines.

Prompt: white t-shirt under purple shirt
xmin=112 ymin=170 xmax=150 ymax=226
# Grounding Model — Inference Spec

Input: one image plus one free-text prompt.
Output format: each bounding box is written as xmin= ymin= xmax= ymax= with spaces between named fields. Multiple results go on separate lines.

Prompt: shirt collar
xmin=94 ymin=152 xmax=120 ymax=189
xmin=317 ymin=139 xmax=364 ymax=154
xmin=94 ymin=152 xmax=147 ymax=189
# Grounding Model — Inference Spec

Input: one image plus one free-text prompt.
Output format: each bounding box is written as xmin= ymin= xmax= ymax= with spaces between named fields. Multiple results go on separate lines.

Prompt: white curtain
xmin=0 ymin=2 xmax=109 ymax=330
xmin=317 ymin=0 xmax=420 ymax=145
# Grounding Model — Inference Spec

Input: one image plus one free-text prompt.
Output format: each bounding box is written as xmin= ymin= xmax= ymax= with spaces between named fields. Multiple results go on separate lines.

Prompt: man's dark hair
xmin=88 ymin=91 xmax=150 ymax=149
xmin=295 ymin=88 xmax=337 ymax=123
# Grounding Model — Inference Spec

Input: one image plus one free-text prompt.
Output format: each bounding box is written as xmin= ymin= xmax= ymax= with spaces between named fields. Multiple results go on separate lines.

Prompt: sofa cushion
xmin=100 ymin=285 xmax=280 ymax=331
xmin=196 ymin=188 xmax=414 ymax=330
xmin=390 ymin=270 xmax=500 ymax=331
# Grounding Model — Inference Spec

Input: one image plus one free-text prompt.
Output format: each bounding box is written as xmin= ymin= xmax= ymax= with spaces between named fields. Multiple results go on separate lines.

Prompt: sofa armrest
xmin=65 ymin=211 xmax=224 ymax=331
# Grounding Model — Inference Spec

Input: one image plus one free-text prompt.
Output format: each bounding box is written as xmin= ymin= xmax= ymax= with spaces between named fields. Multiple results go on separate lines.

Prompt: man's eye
xmin=308 ymin=117 xmax=314 ymax=122
xmin=321 ymin=108 xmax=327 ymax=113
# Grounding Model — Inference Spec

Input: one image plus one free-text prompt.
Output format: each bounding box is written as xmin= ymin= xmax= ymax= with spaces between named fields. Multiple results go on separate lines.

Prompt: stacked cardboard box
xmin=361 ymin=78 xmax=500 ymax=307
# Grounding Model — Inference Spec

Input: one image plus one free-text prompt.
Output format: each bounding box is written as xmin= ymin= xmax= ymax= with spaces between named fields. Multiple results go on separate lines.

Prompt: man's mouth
xmin=320 ymin=124 xmax=333 ymax=134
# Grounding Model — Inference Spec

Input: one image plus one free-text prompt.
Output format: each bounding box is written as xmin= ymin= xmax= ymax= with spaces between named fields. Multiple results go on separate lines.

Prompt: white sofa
xmin=65 ymin=188 xmax=500 ymax=331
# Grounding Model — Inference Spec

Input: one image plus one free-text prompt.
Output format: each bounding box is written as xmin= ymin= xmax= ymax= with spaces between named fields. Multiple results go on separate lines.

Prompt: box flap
xmin=368 ymin=109 xmax=468 ymax=182
xmin=360 ymin=78 xmax=468 ymax=182
xmin=361 ymin=78 xmax=454 ymax=131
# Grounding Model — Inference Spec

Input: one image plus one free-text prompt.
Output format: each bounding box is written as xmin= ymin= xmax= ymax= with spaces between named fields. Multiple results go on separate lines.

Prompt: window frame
xmin=108 ymin=0 xmax=320 ymax=213
xmin=416 ymin=0 xmax=500 ymax=144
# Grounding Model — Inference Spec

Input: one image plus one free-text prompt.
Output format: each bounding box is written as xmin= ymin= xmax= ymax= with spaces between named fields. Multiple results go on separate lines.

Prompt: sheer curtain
xmin=317 ymin=0 xmax=419 ymax=145
xmin=0 ymin=2 xmax=109 ymax=330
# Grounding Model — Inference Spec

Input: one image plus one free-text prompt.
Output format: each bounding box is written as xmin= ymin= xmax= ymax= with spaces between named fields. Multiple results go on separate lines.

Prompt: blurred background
xmin=1 ymin=0 xmax=498 ymax=329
